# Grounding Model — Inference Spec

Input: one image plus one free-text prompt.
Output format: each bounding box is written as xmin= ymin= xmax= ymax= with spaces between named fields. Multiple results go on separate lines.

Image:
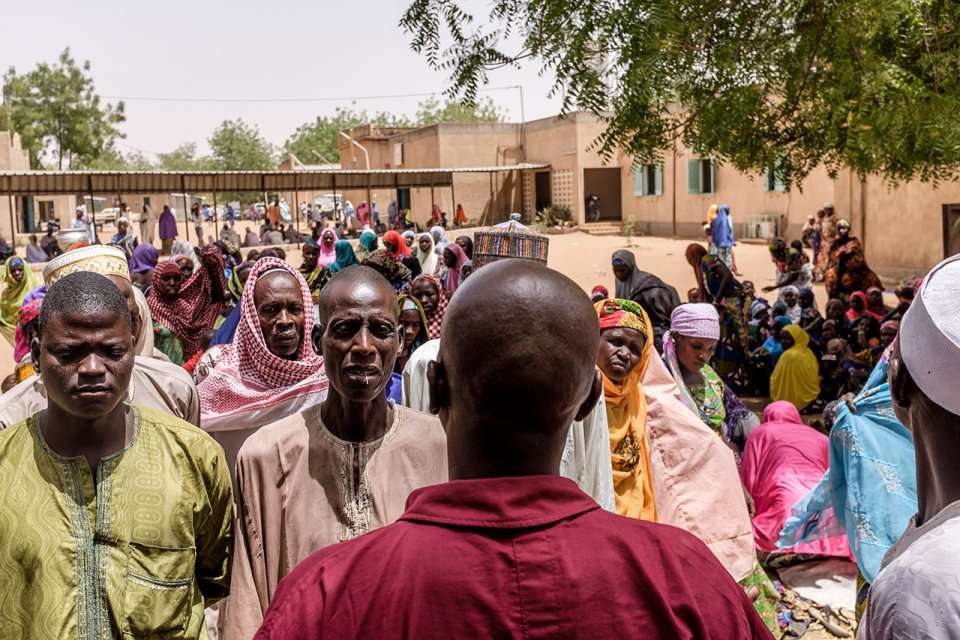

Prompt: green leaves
xmin=401 ymin=0 xmax=960 ymax=184
xmin=0 ymin=48 xmax=125 ymax=169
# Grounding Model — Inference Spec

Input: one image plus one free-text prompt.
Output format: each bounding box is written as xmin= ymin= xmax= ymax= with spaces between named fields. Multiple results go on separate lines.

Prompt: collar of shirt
xmin=400 ymin=475 xmax=599 ymax=530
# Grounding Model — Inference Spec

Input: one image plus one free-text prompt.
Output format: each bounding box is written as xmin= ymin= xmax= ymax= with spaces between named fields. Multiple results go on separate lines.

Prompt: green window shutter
xmin=654 ymin=163 xmax=663 ymax=195
xmin=687 ymin=159 xmax=702 ymax=194
xmin=633 ymin=166 xmax=644 ymax=195
xmin=765 ymin=166 xmax=775 ymax=191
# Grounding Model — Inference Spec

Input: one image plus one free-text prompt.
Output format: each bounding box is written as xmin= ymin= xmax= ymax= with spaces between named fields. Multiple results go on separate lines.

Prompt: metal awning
xmin=0 ymin=163 xmax=549 ymax=196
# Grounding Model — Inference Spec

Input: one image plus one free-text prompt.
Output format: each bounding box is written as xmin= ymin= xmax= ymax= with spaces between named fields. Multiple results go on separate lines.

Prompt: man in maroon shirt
xmin=255 ymin=260 xmax=773 ymax=639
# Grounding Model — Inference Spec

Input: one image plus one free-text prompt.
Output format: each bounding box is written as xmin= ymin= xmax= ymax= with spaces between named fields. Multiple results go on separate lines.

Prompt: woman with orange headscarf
xmin=595 ymin=298 xmax=657 ymax=521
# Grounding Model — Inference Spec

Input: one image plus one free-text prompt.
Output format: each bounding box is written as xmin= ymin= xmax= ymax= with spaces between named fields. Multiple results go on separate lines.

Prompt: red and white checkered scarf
xmin=414 ymin=274 xmax=448 ymax=340
xmin=197 ymin=257 xmax=328 ymax=432
xmin=147 ymin=244 xmax=226 ymax=356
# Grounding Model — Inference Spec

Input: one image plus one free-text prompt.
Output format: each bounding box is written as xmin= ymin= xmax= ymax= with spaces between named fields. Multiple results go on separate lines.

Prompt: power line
xmin=101 ymin=85 xmax=521 ymax=104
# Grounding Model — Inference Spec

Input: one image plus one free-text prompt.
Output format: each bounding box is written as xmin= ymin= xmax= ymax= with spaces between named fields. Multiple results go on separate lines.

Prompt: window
xmin=687 ymin=158 xmax=716 ymax=194
xmin=765 ymin=160 xmax=787 ymax=192
xmin=632 ymin=163 xmax=663 ymax=196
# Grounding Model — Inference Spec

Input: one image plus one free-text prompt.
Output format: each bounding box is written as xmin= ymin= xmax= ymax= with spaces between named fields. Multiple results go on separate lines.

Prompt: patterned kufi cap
xmin=43 ymin=245 xmax=130 ymax=286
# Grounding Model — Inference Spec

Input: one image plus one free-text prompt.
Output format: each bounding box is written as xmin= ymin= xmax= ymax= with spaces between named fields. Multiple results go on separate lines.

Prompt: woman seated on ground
xmin=798 ymin=288 xmax=823 ymax=342
xmin=846 ymin=291 xmax=870 ymax=323
xmin=410 ymin=274 xmax=448 ymax=340
xmin=662 ymin=303 xmax=760 ymax=452
xmin=747 ymin=301 xmax=772 ymax=351
xmin=781 ymin=285 xmax=802 ymax=324
xmin=740 ymin=401 xmax=852 ymax=562
xmin=748 ymin=315 xmax=792 ymax=397
xmin=825 ymin=297 xmax=855 ymax=344
xmin=770 ymin=325 xmax=820 ymax=413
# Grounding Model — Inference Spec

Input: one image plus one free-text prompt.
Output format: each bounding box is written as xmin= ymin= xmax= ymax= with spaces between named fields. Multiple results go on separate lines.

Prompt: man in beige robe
xmin=0 ymin=246 xmax=200 ymax=428
xmin=224 ymin=266 xmax=447 ymax=639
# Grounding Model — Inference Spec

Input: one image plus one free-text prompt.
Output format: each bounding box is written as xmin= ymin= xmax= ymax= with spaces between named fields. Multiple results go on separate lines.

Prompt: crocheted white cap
xmin=900 ymin=253 xmax=960 ymax=416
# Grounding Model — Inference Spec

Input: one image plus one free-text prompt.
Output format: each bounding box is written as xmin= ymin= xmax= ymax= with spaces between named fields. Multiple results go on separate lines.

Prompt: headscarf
xmin=667 ymin=303 xmax=720 ymax=340
xmin=770 ymin=325 xmax=820 ymax=411
xmin=397 ymin=294 xmax=429 ymax=356
xmin=711 ymin=204 xmax=734 ymax=248
xmin=661 ymin=303 xmax=724 ymax=427
xmin=228 ymin=261 xmax=254 ymax=301
xmin=847 ymin=291 xmax=869 ymax=322
xmin=197 ymin=257 xmax=328 ymax=432
xmin=612 ymin=249 xmax=643 ymax=299
xmin=364 ymin=249 xmax=411 ymax=288
xmin=455 ymin=235 xmax=474 ymax=260
xmin=170 ymin=240 xmax=200 ymax=273
xmin=782 ymin=284 xmax=802 ymax=323
xmin=384 ymin=230 xmax=412 ymax=258
xmin=443 ymin=243 xmax=469 ymax=295
xmin=317 ymin=228 xmax=338 ymax=267
xmin=416 ymin=232 xmax=439 ymax=275
xmin=431 ymin=225 xmax=449 ymax=253
xmin=13 ymin=298 xmax=42 ymax=362
xmin=358 ymin=230 xmax=379 ymax=254
xmin=128 ymin=243 xmax=159 ymax=274
xmin=401 ymin=230 xmax=416 ymax=247
xmin=413 ymin=274 xmax=448 ymax=340
xmin=865 ymin=286 xmax=886 ymax=318
xmin=592 ymin=285 xmax=609 ymax=299
xmin=1 ymin=258 xmax=42 ymax=331
xmin=595 ymin=299 xmax=657 ymax=521
xmin=327 ymin=240 xmax=358 ymax=274
xmin=146 ymin=244 xmax=226 ymax=356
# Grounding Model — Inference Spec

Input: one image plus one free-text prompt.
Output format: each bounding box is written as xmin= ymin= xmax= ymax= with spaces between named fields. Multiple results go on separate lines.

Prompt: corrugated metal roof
xmin=0 ymin=164 xmax=549 ymax=196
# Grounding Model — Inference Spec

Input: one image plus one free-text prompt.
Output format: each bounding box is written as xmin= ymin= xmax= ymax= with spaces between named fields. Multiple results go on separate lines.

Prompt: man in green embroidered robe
xmin=0 ymin=271 xmax=233 ymax=639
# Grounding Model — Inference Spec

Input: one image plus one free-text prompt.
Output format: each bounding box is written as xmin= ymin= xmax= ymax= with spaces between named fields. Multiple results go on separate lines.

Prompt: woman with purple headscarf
xmin=158 ymin=205 xmax=178 ymax=255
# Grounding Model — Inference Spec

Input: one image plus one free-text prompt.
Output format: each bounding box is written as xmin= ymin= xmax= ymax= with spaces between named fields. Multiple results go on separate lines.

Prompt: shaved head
xmin=318 ymin=266 xmax=396 ymax=325
xmin=432 ymin=260 xmax=602 ymax=478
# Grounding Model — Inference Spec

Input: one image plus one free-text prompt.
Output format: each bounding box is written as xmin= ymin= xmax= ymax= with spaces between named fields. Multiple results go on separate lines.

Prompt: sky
xmin=1 ymin=0 xmax=563 ymax=160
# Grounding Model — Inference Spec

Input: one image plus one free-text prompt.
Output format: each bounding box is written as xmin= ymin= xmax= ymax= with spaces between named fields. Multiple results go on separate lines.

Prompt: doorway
xmin=535 ymin=172 xmax=551 ymax=213
xmin=397 ymin=188 xmax=411 ymax=212
xmin=583 ymin=168 xmax=622 ymax=221
xmin=943 ymin=203 xmax=960 ymax=258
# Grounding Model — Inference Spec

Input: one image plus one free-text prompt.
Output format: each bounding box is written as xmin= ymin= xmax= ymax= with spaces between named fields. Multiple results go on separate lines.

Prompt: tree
xmin=81 ymin=144 xmax=155 ymax=170
xmin=0 ymin=48 xmax=125 ymax=169
xmin=401 ymin=0 xmax=960 ymax=184
xmin=284 ymin=106 xmax=412 ymax=166
xmin=415 ymin=96 xmax=505 ymax=125
xmin=208 ymin=118 xmax=276 ymax=171
xmin=156 ymin=143 xmax=215 ymax=171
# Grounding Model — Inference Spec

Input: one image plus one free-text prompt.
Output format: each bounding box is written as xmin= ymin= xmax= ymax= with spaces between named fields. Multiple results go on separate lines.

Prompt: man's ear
xmin=30 ymin=337 xmax=41 ymax=376
xmin=574 ymin=370 xmax=603 ymax=422
xmin=889 ymin=354 xmax=912 ymax=411
xmin=311 ymin=324 xmax=322 ymax=355
xmin=427 ymin=359 xmax=448 ymax=416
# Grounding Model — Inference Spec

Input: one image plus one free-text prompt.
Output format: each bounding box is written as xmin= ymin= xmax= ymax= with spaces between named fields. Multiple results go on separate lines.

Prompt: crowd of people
xmin=0 ymin=198 xmax=954 ymax=640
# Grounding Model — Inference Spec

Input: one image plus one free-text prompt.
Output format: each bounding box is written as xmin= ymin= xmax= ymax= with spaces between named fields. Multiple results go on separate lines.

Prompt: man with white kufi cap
xmin=859 ymin=252 xmax=960 ymax=639
xmin=0 ymin=245 xmax=200 ymax=429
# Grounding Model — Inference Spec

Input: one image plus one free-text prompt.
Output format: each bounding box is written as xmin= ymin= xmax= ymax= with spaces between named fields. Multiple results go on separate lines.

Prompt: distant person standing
xmin=227 ymin=203 xmax=236 ymax=227
xmin=70 ymin=205 xmax=96 ymax=244
xmin=158 ymin=205 xmax=177 ymax=255
xmin=139 ymin=202 xmax=156 ymax=245
xmin=711 ymin=204 xmax=735 ymax=269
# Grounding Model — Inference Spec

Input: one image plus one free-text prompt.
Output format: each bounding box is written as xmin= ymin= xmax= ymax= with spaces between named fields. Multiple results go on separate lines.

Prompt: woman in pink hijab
xmin=441 ymin=243 xmax=469 ymax=295
xmin=317 ymin=228 xmax=338 ymax=267
xmin=740 ymin=401 xmax=852 ymax=559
